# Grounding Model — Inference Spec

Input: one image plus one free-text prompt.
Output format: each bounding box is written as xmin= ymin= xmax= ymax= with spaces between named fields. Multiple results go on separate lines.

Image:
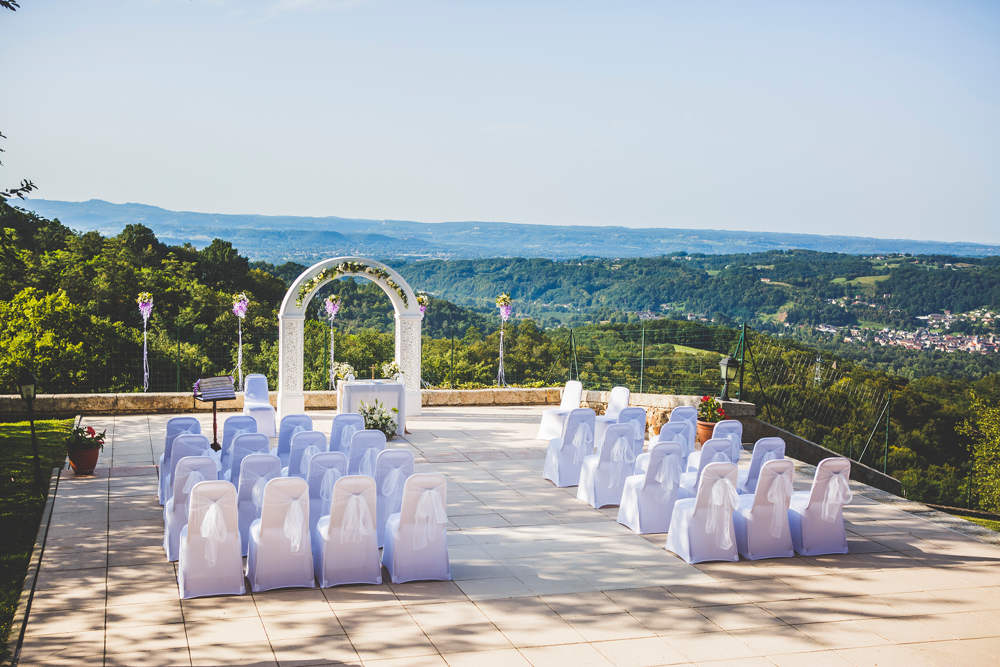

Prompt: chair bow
xmin=413 ymin=487 xmax=447 ymax=550
xmin=711 ymin=450 xmax=730 ymax=465
xmin=821 ymin=471 xmax=853 ymax=522
xmin=339 ymin=493 xmax=374 ymax=543
xmin=340 ymin=424 xmax=358 ymax=452
xmin=570 ymin=422 xmax=593 ymax=463
xmin=706 ymin=477 xmax=739 ymax=550
xmin=199 ymin=499 xmax=228 ymax=566
xmin=182 ymin=470 xmax=206 ymax=496
xmin=320 ymin=467 xmax=342 ymax=503
xmin=608 ymin=435 xmax=633 ymax=488
xmin=249 ymin=470 xmax=277 ymax=510
xmin=381 ymin=466 xmax=405 ymax=497
xmin=282 ymin=495 xmax=307 ymax=552
xmin=766 ymin=471 xmax=793 ymax=538
xmin=654 ymin=454 xmax=681 ymax=500
xmin=360 ymin=447 xmax=378 ymax=477
xmin=300 ymin=445 xmax=321 ymax=476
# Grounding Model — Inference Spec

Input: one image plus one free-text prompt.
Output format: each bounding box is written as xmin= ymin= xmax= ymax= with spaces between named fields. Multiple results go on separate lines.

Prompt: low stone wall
xmin=0 ymin=387 xmax=562 ymax=416
xmin=580 ymin=390 xmax=756 ymax=435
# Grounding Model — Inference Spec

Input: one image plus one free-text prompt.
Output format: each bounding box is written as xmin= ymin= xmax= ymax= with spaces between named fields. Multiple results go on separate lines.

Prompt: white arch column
xmin=277 ymin=313 xmax=306 ymax=416
xmin=395 ymin=311 xmax=423 ymax=417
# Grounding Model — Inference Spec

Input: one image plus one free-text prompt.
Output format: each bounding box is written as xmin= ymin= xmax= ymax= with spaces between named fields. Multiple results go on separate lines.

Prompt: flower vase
xmin=696 ymin=420 xmax=715 ymax=447
xmin=68 ymin=448 xmax=100 ymax=475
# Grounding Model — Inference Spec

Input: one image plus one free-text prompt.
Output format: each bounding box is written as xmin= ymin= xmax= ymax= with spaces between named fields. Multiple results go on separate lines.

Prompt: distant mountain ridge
xmin=14 ymin=198 xmax=1000 ymax=262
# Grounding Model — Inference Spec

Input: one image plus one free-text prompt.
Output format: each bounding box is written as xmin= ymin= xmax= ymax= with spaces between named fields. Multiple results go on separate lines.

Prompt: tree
xmin=959 ymin=393 xmax=1000 ymax=512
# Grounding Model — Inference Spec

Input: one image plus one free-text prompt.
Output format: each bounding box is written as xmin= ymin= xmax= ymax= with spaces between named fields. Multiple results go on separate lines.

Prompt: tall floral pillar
xmin=396 ymin=311 xmax=423 ymax=416
xmin=278 ymin=313 xmax=306 ymax=416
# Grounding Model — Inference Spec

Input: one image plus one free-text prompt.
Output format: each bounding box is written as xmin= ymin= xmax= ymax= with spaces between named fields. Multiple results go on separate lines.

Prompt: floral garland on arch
xmin=137 ymin=292 xmax=153 ymax=392
xmin=416 ymin=293 xmax=429 ymax=315
xmin=324 ymin=295 xmax=340 ymax=389
xmin=232 ymin=293 xmax=249 ymax=390
xmin=296 ymin=262 xmax=409 ymax=307
xmin=495 ymin=293 xmax=512 ymax=387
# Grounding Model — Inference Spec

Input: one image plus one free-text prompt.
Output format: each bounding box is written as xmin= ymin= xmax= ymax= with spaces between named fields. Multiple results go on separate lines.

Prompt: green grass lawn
xmin=0 ymin=419 xmax=73 ymax=660
xmin=957 ymin=515 xmax=1000 ymax=533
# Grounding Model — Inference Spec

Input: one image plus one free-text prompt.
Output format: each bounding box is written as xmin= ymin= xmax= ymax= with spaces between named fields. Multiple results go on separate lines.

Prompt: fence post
xmin=884 ymin=391 xmax=891 ymax=474
xmin=737 ymin=322 xmax=747 ymax=400
xmin=639 ymin=322 xmax=645 ymax=394
xmin=175 ymin=328 xmax=181 ymax=392
xmin=571 ymin=328 xmax=579 ymax=381
xmin=450 ymin=337 xmax=455 ymax=389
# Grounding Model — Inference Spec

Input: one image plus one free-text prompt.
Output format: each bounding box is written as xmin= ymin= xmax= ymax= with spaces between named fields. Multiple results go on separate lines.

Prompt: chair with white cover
xmin=670 ymin=405 xmax=697 ymax=424
xmin=312 ymin=475 xmax=381 ymax=587
xmin=618 ymin=442 xmax=684 ymax=534
xmin=246 ymin=476 xmax=315 ymax=592
xmin=158 ymin=417 xmax=202 ymax=504
xmin=577 ymin=423 xmax=636 ymax=508
xmin=347 ymin=429 xmax=386 ymax=476
xmin=283 ymin=430 xmax=327 ymax=478
xmin=618 ymin=407 xmax=647 ymax=454
xmin=305 ymin=451 xmax=348 ymax=527
xmin=329 ymin=413 xmax=364 ymax=453
xmin=236 ymin=453 xmax=282 ymax=556
xmin=734 ymin=459 xmax=795 ymax=560
xmin=738 ymin=438 xmax=786 ymax=494
xmin=382 ymin=473 xmax=450 ymax=584
xmin=536 ymin=380 xmax=583 ymax=440
xmin=789 ymin=457 xmax=853 ymax=556
xmin=594 ymin=386 xmax=630 ymax=442
xmin=375 ymin=449 xmax=415 ymax=547
xmin=665 ymin=461 xmax=740 ymax=564
xmin=543 ymin=408 xmax=595 ymax=488
xmin=220 ymin=415 xmax=257 ymax=481
xmin=224 ymin=432 xmax=270 ymax=483
xmin=678 ymin=438 xmax=734 ymax=499
xmin=712 ymin=419 xmax=744 ymax=463
xmin=243 ymin=373 xmax=277 ymax=437
xmin=274 ymin=414 xmax=313 ymax=467
xmin=656 ymin=421 xmax=694 ymax=463
xmin=178 ymin=480 xmax=244 ymax=599
xmin=163 ymin=434 xmax=211 ymax=507
xmin=163 ymin=456 xmax=217 ymax=561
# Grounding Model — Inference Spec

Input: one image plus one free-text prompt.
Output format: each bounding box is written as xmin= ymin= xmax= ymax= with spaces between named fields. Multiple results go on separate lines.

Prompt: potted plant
xmin=66 ymin=424 xmax=106 ymax=475
xmin=331 ymin=362 xmax=356 ymax=388
xmin=358 ymin=399 xmax=398 ymax=440
xmin=696 ymin=395 xmax=726 ymax=446
xmin=381 ymin=361 xmax=401 ymax=381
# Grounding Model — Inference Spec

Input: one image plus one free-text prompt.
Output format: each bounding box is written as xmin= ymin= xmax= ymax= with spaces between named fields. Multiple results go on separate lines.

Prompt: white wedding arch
xmin=277 ymin=256 xmax=422 ymax=418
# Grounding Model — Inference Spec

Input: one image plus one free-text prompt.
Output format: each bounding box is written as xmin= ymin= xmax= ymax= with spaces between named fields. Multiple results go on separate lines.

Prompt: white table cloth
xmin=337 ymin=381 xmax=405 ymax=436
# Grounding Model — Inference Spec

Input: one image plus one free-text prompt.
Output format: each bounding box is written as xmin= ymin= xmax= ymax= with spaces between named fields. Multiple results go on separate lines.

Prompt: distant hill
xmin=14 ymin=198 xmax=1000 ymax=262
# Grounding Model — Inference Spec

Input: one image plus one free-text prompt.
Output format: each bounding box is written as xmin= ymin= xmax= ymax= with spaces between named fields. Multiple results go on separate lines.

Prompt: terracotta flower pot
xmin=68 ymin=447 xmax=100 ymax=475
xmin=695 ymin=420 xmax=715 ymax=447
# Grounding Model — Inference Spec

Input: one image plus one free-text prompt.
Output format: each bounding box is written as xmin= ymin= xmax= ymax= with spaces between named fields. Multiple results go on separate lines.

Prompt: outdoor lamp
xmin=18 ymin=371 xmax=37 ymax=402
xmin=719 ymin=356 xmax=739 ymax=401
xmin=18 ymin=370 xmax=41 ymax=492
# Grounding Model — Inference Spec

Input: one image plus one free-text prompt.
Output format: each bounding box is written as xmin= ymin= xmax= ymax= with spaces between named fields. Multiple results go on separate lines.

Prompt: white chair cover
xmin=163 ymin=456 xmax=216 ymax=561
xmin=382 ymin=473 xmax=451 ymax=584
xmin=734 ymin=459 xmax=795 ymax=559
xmin=225 ymin=432 xmax=270 ymax=483
xmin=246 ymin=476 xmax=315 ymax=592
xmin=178 ymin=481 xmax=244 ymax=599
xmin=374 ymin=449 xmax=415 ymax=547
xmin=543 ymin=408 xmax=596 ymax=487
xmin=283 ymin=430 xmax=327 ymax=478
xmin=536 ymin=380 xmax=583 ymax=439
xmin=275 ymin=414 xmax=313 ymax=467
xmin=235 ymin=453 xmax=282 ymax=556
xmin=219 ymin=415 xmax=257 ymax=480
xmin=312 ymin=475 xmax=381 ymax=587
xmin=594 ymin=386 xmax=631 ymax=437
xmin=738 ymin=437 xmax=786 ymax=494
xmin=618 ymin=407 xmax=647 ymax=452
xmin=305 ymin=451 xmax=348 ymax=527
xmin=329 ymin=413 xmax=364 ymax=453
xmin=670 ymin=405 xmax=697 ymax=425
xmin=712 ymin=419 xmax=744 ymax=464
xmin=789 ymin=457 xmax=853 ymax=555
xmin=656 ymin=421 xmax=694 ymax=462
xmin=347 ymin=429 xmax=387 ymax=476
xmin=617 ymin=442 xmax=683 ymax=534
xmin=577 ymin=423 xmax=635 ymax=508
xmin=678 ymin=438 xmax=733 ymax=498
xmin=158 ymin=417 xmax=202 ymax=505
xmin=242 ymin=373 xmax=277 ymax=437
xmin=666 ymin=462 xmax=739 ymax=564
xmin=163 ymin=435 xmax=210 ymax=506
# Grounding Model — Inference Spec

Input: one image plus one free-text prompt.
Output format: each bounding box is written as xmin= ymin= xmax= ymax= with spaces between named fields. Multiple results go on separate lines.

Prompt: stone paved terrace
xmin=14 ymin=406 xmax=1000 ymax=666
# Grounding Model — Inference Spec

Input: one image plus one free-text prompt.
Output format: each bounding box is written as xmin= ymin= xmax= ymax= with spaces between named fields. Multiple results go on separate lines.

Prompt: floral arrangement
xmin=323 ymin=294 xmax=341 ymax=319
xmin=416 ymin=293 xmax=429 ymax=315
xmin=66 ymin=424 xmax=106 ymax=452
xmin=296 ymin=262 xmax=408 ymax=307
xmin=496 ymin=293 xmax=512 ymax=322
xmin=136 ymin=292 xmax=153 ymax=319
xmin=232 ymin=292 xmax=249 ymax=319
xmin=331 ymin=362 xmax=356 ymax=381
xmin=697 ymin=395 xmax=727 ymax=423
xmin=359 ymin=399 xmax=398 ymax=440
xmin=381 ymin=361 xmax=401 ymax=379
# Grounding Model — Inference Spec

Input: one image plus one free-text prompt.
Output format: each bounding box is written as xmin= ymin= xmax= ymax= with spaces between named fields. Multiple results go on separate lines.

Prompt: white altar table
xmin=337 ymin=380 xmax=406 ymax=436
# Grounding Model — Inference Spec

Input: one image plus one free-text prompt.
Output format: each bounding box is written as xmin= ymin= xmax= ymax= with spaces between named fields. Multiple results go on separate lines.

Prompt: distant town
xmin=818 ymin=308 xmax=1000 ymax=354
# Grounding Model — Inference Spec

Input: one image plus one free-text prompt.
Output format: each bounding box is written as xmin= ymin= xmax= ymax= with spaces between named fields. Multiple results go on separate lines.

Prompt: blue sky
xmin=2 ymin=0 xmax=998 ymax=242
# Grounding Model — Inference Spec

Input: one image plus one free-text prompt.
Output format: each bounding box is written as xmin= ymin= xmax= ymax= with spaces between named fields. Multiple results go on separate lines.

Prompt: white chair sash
xmin=339 ymin=493 xmax=374 ymax=544
xmin=571 ymin=423 xmax=593 ymax=463
xmin=199 ymin=500 xmax=228 ymax=566
xmin=249 ymin=470 xmax=278 ymax=510
xmin=654 ymin=455 xmax=681 ymax=500
xmin=822 ymin=471 xmax=853 ymax=521
xmin=360 ymin=447 xmax=377 ymax=477
xmin=766 ymin=471 xmax=793 ymax=538
xmin=380 ymin=466 xmax=405 ymax=497
xmin=320 ymin=467 xmax=342 ymax=503
xmin=200 ymin=447 xmax=222 ymax=471
xmin=705 ymin=478 xmax=739 ymax=550
xmin=608 ymin=435 xmax=632 ymax=488
xmin=341 ymin=424 xmax=358 ymax=451
xmin=412 ymin=487 xmax=447 ymax=550
xmin=711 ymin=450 xmax=730 ymax=465
xmin=181 ymin=470 xmax=206 ymax=495
xmin=282 ymin=496 xmax=307 ymax=552
xmin=299 ymin=445 xmax=321 ymax=476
